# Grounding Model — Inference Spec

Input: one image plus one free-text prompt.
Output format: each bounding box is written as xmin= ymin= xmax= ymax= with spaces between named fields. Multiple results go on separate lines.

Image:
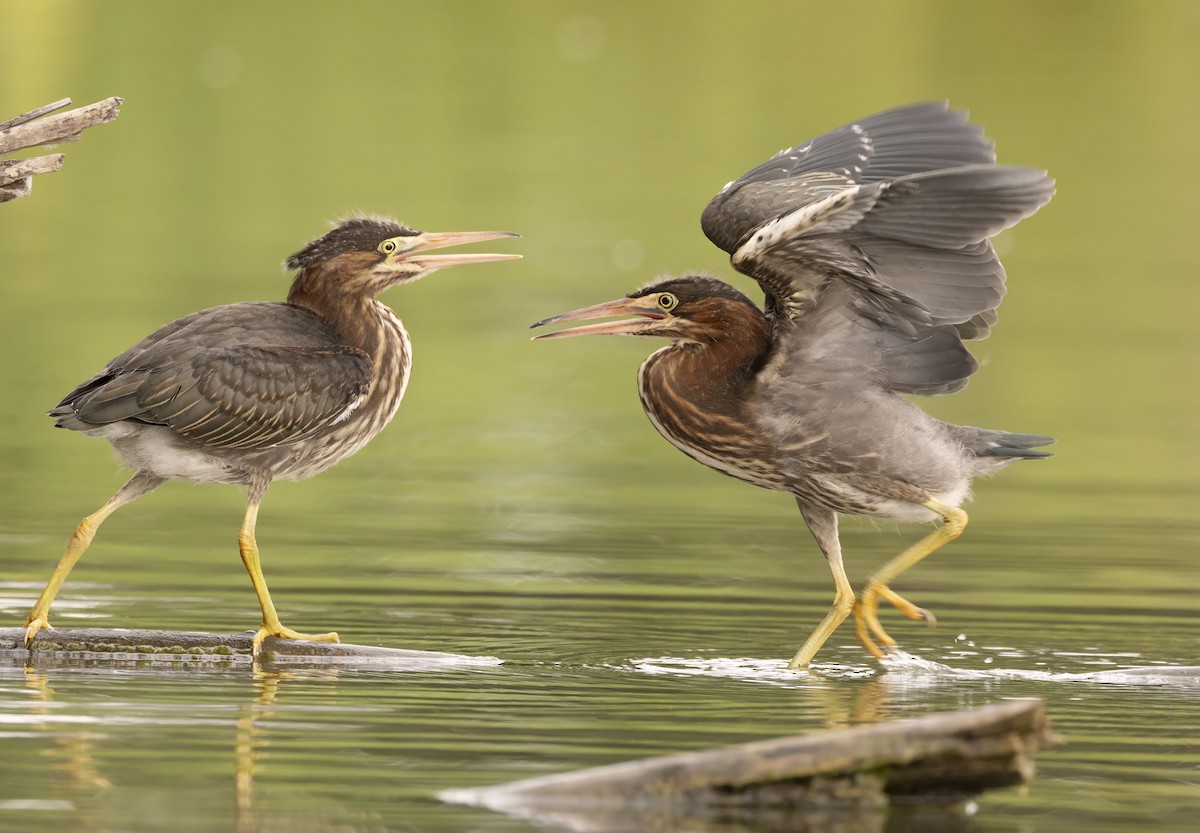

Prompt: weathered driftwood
xmin=0 ymin=627 xmax=500 ymax=669
xmin=443 ymin=700 xmax=1060 ymax=831
xmin=0 ymin=96 xmax=122 ymax=203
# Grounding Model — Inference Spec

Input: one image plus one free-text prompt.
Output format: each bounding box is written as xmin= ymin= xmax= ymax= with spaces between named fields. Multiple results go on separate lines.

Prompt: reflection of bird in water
xmin=534 ymin=103 xmax=1053 ymax=666
xmin=24 ymin=218 xmax=519 ymax=654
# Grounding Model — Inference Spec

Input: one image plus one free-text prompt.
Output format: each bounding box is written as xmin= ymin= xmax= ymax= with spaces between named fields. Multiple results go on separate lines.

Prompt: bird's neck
xmin=645 ymin=310 xmax=771 ymax=410
xmin=287 ymin=270 xmax=396 ymax=357
xmin=636 ymin=312 xmax=771 ymax=483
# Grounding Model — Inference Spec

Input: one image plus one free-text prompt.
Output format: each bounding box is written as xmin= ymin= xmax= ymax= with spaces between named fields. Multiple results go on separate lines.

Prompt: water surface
xmin=1 ymin=2 xmax=1198 ymax=832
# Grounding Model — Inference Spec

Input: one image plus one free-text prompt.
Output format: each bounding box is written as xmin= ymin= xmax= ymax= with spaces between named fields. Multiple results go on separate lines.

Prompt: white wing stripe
xmin=732 ymin=185 xmax=863 ymax=267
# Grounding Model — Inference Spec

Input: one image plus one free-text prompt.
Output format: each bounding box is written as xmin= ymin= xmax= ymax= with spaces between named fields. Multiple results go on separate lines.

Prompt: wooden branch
xmin=0 ymin=97 xmax=122 ymax=154
xmin=443 ymin=700 xmax=1061 ymax=828
xmin=0 ymin=98 xmax=72 ymax=132
xmin=0 ymin=154 xmax=64 ymax=185
xmin=0 ymin=96 xmax=123 ymax=203
xmin=0 ymin=627 xmax=501 ymax=670
xmin=0 ymin=178 xmax=32 ymax=203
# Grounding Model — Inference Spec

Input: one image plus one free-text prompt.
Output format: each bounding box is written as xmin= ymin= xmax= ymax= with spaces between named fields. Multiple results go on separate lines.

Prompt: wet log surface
xmin=442 ymin=700 xmax=1061 ymax=830
xmin=0 ymin=627 xmax=500 ymax=670
xmin=0 ymin=97 xmax=123 ymax=202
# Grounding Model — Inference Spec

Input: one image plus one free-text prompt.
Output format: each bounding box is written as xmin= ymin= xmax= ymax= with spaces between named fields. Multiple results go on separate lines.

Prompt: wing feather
xmin=702 ymin=101 xmax=996 ymax=253
xmin=53 ymin=302 xmax=373 ymax=449
xmin=700 ymin=102 xmax=1052 ymax=395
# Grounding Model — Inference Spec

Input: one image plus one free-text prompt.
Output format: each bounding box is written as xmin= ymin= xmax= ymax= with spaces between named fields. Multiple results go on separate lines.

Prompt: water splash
xmin=620 ymin=651 xmax=1200 ymax=688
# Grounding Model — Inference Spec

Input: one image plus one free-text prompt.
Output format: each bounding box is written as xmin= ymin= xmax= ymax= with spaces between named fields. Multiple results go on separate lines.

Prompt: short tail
xmin=963 ymin=429 xmax=1055 ymax=460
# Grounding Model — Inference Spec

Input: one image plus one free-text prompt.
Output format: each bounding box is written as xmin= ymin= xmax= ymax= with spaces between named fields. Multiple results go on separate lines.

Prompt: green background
xmin=1 ymin=2 xmax=1196 ymax=832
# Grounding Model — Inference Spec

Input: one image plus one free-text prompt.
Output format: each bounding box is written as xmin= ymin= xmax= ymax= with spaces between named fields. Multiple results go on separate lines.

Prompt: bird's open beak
xmin=402 ymin=230 xmax=522 ymax=272
xmin=530 ymin=296 xmax=666 ymax=339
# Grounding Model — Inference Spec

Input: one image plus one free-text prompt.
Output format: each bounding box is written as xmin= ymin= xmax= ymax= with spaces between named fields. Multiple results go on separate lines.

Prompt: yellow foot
xmin=854 ymin=583 xmax=937 ymax=661
xmin=23 ymin=614 xmax=51 ymax=647
xmin=878 ymin=586 xmax=936 ymax=625
xmin=250 ymin=624 xmax=340 ymax=656
xmin=853 ymin=582 xmax=901 ymax=660
xmin=853 ymin=596 xmax=890 ymax=660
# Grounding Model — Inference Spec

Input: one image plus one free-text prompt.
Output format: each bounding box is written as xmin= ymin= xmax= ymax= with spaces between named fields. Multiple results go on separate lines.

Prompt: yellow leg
xmin=24 ymin=472 xmax=163 ymax=646
xmin=788 ymin=569 xmax=854 ymax=669
xmin=854 ymin=499 xmax=967 ymax=659
xmin=789 ymin=503 xmax=854 ymax=668
xmin=238 ymin=487 xmax=338 ymax=656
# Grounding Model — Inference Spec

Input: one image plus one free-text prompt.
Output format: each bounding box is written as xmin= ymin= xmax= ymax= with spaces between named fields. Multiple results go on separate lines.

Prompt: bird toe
xmin=23 ymin=616 xmax=51 ymax=648
xmin=250 ymin=624 xmax=340 ymax=656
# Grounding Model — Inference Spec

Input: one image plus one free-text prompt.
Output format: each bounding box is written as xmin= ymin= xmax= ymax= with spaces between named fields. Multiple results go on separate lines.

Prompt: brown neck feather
xmin=656 ymin=299 xmax=771 ymax=405
xmin=286 ymin=256 xmax=388 ymax=355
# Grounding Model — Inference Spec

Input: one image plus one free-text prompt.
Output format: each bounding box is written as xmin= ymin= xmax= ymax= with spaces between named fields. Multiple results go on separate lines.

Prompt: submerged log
xmin=0 ymin=627 xmax=500 ymax=669
xmin=0 ymin=97 xmax=123 ymax=203
xmin=443 ymin=700 xmax=1060 ymax=830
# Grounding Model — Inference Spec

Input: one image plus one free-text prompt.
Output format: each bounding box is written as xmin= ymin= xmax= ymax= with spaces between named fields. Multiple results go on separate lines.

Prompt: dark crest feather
xmin=285 ymin=216 xmax=417 ymax=271
xmin=630 ymin=275 xmax=757 ymax=308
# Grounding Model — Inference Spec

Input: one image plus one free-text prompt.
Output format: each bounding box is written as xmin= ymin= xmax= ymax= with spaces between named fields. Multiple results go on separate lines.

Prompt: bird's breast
xmin=281 ymin=303 xmax=411 ymax=481
xmin=362 ymin=302 xmax=412 ymax=430
xmin=637 ymin=346 xmax=788 ymax=491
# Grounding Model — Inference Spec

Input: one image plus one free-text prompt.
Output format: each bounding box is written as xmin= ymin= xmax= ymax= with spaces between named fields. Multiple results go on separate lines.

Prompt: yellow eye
xmin=657 ymin=293 xmax=678 ymax=311
xmin=379 ymin=240 xmax=398 ymax=255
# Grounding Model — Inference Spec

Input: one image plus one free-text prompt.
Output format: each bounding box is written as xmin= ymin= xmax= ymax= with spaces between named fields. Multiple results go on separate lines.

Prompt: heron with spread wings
xmin=533 ymin=102 xmax=1054 ymax=667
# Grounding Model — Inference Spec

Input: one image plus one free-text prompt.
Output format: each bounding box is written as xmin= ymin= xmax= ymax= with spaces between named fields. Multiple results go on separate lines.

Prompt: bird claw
xmin=897 ymin=601 xmax=936 ymax=626
xmin=877 ymin=585 xmax=936 ymax=624
xmin=23 ymin=616 xmax=51 ymax=648
xmin=853 ymin=583 xmax=940 ymax=661
xmin=852 ymin=595 xmax=893 ymax=660
xmin=855 ymin=584 xmax=922 ymax=657
xmin=852 ymin=608 xmax=888 ymax=660
xmin=250 ymin=624 xmax=340 ymax=657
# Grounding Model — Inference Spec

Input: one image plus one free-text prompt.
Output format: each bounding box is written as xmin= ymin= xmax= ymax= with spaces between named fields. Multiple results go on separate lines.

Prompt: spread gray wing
xmin=52 ymin=302 xmax=373 ymax=450
xmin=700 ymin=102 xmax=1054 ymax=395
xmin=702 ymin=101 xmax=997 ymax=254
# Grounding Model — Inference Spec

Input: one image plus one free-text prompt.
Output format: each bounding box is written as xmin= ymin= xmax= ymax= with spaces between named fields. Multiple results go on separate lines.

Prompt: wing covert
xmin=56 ymin=302 xmax=374 ymax=450
xmin=66 ymin=344 xmax=372 ymax=450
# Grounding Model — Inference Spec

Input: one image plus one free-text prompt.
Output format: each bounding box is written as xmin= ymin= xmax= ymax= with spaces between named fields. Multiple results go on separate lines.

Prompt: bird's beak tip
xmin=528 ymin=297 xmax=662 ymax=340
xmin=529 ymin=328 xmax=579 ymax=341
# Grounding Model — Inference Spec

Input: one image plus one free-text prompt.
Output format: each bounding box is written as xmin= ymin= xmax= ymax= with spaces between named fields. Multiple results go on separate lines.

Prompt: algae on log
xmin=0 ymin=97 xmax=123 ymax=203
xmin=443 ymin=700 xmax=1061 ymax=830
xmin=0 ymin=627 xmax=500 ymax=670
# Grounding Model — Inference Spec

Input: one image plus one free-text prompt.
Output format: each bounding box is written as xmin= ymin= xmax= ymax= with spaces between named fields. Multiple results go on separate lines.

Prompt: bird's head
xmin=286 ymin=216 xmax=520 ymax=296
xmin=531 ymin=276 xmax=764 ymax=345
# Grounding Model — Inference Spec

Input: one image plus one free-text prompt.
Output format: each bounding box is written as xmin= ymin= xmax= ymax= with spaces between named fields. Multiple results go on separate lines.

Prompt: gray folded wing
xmin=52 ymin=302 xmax=372 ymax=450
